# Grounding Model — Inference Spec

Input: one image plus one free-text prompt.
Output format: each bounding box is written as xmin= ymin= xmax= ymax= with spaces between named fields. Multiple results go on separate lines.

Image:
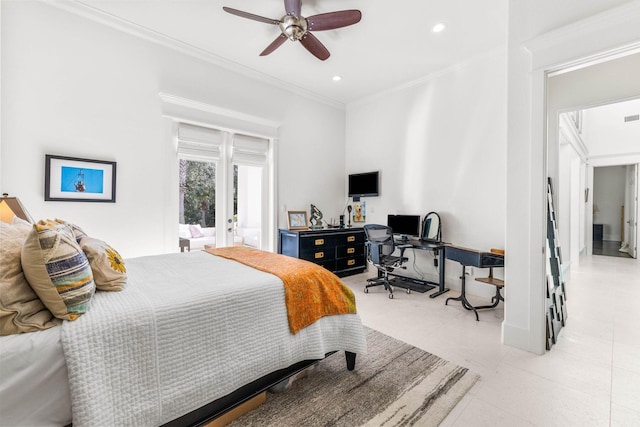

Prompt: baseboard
xmin=502 ymin=322 xmax=545 ymax=355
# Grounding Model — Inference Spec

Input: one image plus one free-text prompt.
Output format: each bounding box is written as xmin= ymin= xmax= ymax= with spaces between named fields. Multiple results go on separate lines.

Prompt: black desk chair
xmin=363 ymin=224 xmax=409 ymax=299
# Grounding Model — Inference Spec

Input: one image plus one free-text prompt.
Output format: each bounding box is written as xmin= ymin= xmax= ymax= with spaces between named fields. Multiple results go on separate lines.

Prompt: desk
xmin=385 ymin=239 xmax=449 ymax=298
xmin=444 ymin=245 xmax=504 ymax=321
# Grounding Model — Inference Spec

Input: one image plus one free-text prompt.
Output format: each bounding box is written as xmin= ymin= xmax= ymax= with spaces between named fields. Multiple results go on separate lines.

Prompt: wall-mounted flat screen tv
xmin=348 ymin=171 xmax=379 ymax=198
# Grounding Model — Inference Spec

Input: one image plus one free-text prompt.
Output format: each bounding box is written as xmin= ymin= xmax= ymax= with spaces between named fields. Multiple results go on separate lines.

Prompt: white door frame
xmin=161 ymin=93 xmax=280 ymax=252
xmin=505 ymin=2 xmax=640 ymax=354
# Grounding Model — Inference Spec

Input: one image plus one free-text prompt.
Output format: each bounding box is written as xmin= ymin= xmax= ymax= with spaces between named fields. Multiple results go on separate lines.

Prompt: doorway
xmin=176 ymin=123 xmax=272 ymax=250
xmin=592 ymin=164 xmax=636 ymax=258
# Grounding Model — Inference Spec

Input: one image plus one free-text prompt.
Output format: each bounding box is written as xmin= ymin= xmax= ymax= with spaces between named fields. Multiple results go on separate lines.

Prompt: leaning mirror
xmin=421 ymin=212 xmax=441 ymax=242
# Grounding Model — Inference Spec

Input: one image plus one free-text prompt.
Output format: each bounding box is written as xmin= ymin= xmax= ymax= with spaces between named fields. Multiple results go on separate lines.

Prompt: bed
xmin=0 ymin=219 xmax=367 ymax=427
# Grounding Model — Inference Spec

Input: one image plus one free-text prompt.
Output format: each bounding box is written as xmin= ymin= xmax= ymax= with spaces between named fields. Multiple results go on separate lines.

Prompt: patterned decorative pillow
xmin=0 ymin=219 xmax=58 ymax=335
xmin=21 ymin=219 xmax=95 ymax=321
xmin=56 ymin=218 xmax=88 ymax=243
xmin=79 ymin=236 xmax=127 ymax=291
xmin=189 ymin=224 xmax=204 ymax=238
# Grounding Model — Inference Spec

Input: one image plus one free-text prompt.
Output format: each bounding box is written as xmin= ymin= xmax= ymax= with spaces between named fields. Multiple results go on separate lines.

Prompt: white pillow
xmin=201 ymin=227 xmax=216 ymax=237
xmin=178 ymin=223 xmax=192 ymax=239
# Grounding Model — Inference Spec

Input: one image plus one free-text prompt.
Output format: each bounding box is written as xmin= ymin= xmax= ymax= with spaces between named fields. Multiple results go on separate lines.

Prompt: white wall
xmin=0 ymin=1 xmax=346 ymax=258
xmin=346 ymin=50 xmax=508 ymax=297
xmin=558 ymin=138 xmax=585 ymax=269
xmin=582 ymin=99 xmax=640 ymax=158
xmin=594 ymin=166 xmax=627 ymax=240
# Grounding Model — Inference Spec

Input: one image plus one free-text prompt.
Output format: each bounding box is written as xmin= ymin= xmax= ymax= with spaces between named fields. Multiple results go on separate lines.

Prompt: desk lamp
xmin=0 ymin=193 xmax=34 ymax=224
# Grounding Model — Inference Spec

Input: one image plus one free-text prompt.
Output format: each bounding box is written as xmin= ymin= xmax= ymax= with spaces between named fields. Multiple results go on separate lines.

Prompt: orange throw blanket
xmin=206 ymin=246 xmax=357 ymax=334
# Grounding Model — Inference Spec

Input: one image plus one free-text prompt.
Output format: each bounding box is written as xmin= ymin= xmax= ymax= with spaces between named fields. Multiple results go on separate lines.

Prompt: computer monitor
xmin=387 ymin=215 xmax=421 ymax=240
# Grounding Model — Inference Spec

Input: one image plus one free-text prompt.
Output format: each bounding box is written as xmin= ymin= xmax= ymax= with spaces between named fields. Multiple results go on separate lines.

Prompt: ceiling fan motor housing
xmin=280 ymin=14 xmax=308 ymax=41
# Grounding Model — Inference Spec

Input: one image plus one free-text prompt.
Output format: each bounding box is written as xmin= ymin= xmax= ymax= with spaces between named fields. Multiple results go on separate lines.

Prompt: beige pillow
xmin=56 ymin=218 xmax=88 ymax=242
xmin=0 ymin=219 xmax=58 ymax=335
xmin=80 ymin=236 xmax=127 ymax=291
xmin=21 ymin=219 xmax=95 ymax=321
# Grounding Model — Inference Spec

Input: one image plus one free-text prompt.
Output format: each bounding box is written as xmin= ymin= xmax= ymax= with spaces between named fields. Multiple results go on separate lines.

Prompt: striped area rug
xmin=228 ymin=327 xmax=478 ymax=426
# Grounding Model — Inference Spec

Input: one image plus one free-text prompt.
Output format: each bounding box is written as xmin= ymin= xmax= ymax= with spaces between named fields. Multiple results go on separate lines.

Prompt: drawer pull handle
xmin=347 ymin=259 xmax=356 ymax=266
xmin=347 ymin=236 xmax=356 ymax=242
xmin=315 ymin=239 xmax=325 ymax=246
xmin=347 ymin=247 xmax=355 ymax=254
xmin=315 ymin=252 xmax=324 ymax=259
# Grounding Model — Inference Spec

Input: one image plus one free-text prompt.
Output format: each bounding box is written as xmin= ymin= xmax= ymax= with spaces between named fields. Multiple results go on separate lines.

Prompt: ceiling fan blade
xmin=284 ymin=0 xmax=302 ymax=18
xmin=260 ymin=34 xmax=288 ymax=56
xmin=307 ymin=10 xmax=362 ymax=31
xmin=222 ymin=7 xmax=280 ymax=25
xmin=299 ymin=32 xmax=330 ymax=61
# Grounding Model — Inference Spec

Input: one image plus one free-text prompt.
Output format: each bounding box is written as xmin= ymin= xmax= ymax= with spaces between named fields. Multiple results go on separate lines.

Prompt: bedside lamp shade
xmin=0 ymin=193 xmax=34 ymax=224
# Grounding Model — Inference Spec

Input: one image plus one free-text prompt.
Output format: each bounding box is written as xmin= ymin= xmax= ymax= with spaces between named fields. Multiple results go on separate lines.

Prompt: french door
xmin=177 ymin=123 xmax=271 ymax=249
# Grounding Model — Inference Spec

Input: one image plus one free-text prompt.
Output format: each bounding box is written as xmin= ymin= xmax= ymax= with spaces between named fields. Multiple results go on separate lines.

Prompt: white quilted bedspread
xmin=61 ymin=251 xmax=367 ymax=427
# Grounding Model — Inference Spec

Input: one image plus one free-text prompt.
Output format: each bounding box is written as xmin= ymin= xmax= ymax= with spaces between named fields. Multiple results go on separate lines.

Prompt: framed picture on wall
xmin=45 ymin=155 xmax=117 ymax=202
xmin=352 ymin=201 xmax=366 ymax=222
xmin=287 ymin=210 xmax=308 ymax=230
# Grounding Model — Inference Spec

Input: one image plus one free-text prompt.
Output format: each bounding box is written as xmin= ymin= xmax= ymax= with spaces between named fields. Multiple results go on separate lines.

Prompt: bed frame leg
xmin=345 ymin=351 xmax=356 ymax=371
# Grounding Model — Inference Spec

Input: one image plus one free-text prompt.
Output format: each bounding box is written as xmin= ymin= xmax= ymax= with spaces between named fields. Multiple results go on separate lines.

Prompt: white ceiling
xmin=69 ymin=0 xmax=633 ymax=105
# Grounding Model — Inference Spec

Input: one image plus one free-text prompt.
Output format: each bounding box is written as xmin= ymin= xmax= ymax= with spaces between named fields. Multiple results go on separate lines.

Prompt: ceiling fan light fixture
xmin=280 ymin=15 xmax=308 ymax=41
xmin=332 ymin=75 xmax=342 ymax=81
xmin=223 ymin=1 xmax=361 ymax=60
xmin=432 ymin=23 xmax=446 ymax=33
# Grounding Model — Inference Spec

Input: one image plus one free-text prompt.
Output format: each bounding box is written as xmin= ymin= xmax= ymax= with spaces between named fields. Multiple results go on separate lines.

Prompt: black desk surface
xmin=394 ymin=238 xmax=444 ymax=250
xmin=444 ymin=244 xmax=504 ymax=268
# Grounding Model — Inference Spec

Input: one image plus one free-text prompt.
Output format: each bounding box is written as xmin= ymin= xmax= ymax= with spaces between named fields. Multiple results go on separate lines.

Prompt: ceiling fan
xmin=222 ymin=0 xmax=362 ymax=61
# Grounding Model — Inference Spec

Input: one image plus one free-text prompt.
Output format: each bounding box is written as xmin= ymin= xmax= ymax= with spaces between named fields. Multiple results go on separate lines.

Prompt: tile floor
xmin=592 ymin=240 xmax=633 ymax=258
xmin=341 ymin=254 xmax=640 ymax=426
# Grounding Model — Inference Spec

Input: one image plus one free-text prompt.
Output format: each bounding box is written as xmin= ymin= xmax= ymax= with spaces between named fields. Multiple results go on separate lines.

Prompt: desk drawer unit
xmin=278 ymin=228 xmax=366 ymax=277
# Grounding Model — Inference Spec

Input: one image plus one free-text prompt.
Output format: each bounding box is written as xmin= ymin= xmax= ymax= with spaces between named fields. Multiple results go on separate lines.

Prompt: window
xmin=176 ymin=123 xmax=272 ymax=249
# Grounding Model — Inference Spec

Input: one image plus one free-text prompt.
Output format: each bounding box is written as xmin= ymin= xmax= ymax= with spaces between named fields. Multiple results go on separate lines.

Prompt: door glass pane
xmin=235 ymin=164 xmax=262 ymax=249
xmin=179 ymin=159 xmax=217 ymax=248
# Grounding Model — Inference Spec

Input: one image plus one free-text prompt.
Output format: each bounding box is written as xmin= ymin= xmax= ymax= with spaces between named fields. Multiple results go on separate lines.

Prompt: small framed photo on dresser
xmin=287 ymin=210 xmax=309 ymax=230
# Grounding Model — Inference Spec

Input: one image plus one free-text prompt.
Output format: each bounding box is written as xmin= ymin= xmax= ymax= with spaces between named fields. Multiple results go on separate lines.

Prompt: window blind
xmin=176 ymin=123 xmax=223 ymax=161
xmin=231 ymin=134 xmax=269 ymax=166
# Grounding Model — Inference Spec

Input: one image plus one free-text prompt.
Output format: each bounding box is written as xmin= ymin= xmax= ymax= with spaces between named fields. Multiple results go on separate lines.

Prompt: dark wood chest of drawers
xmin=278 ymin=228 xmax=366 ymax=277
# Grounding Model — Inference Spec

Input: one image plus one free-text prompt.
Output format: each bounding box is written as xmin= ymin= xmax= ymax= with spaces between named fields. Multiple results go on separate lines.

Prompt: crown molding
xmin=42 ymin=0 xmax=344 ymax=110
xmin=524 ymin=1 xmax=640 ymax=72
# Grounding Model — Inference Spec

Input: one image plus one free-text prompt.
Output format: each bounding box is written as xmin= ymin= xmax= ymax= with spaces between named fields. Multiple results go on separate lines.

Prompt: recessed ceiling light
xmin=332 ymin=75 xmax=342 ymax=82
xmin=432 ymin=23 xmax=445 ymax=33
